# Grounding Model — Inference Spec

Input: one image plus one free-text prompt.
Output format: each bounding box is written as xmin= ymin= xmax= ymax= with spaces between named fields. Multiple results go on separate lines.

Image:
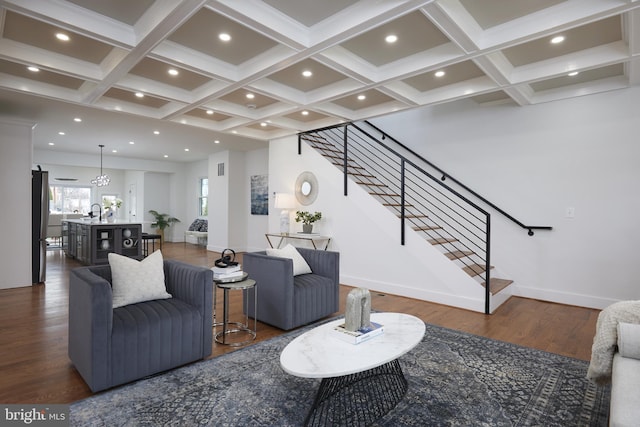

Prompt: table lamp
xmin=274 ymin=193 xmax=295 ymax=235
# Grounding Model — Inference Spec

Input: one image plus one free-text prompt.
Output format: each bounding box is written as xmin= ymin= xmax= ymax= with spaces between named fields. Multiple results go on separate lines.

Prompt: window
xmin=199 ymin=178 xmax=208 ymax=216
xmin=49 ymin=185 xmax=92 ymax=214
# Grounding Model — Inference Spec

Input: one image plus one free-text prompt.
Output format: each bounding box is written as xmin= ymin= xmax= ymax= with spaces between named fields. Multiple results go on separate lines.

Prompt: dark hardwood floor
xmin=0 ymin=242 xmax=600 ymax=404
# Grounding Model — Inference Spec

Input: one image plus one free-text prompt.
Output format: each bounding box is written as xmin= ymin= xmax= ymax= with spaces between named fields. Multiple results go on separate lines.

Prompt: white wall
xmin=0 ymin=118 xmax=35 ymax=289
xmin=367 ymin=86 xmax=640 ymax=308
xmin=246 ymin=148 xmax=269 ymax=252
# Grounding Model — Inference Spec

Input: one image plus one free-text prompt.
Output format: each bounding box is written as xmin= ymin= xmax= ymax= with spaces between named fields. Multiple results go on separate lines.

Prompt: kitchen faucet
xmin=90 ymin=203 xmax=102 ymax=221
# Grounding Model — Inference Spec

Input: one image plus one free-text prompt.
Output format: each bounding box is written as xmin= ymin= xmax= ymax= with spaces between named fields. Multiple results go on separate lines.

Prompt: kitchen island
xmin=62 ymin=219 xmax=143 ymax=265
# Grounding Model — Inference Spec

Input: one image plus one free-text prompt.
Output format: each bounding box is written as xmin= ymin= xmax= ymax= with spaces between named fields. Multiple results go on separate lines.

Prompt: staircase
xmin=299 ymin=122 xmax=524 ymax=313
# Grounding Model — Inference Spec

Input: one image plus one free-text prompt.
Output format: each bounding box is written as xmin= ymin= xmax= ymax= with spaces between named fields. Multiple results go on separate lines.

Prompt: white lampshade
xmin=274 ymin=193 xmax=295 ymax=209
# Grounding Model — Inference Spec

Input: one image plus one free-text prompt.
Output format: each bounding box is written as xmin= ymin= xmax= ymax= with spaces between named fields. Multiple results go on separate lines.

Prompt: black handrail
xmin=363 ymin=121 xmax=552 ymax=236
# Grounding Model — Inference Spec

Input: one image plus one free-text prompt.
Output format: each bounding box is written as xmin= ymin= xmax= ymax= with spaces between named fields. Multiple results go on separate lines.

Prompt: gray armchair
xmin=68 ymin=260 xmax=212 ymax=392
xmin=243 ymin=248 xmax=339 ymax=330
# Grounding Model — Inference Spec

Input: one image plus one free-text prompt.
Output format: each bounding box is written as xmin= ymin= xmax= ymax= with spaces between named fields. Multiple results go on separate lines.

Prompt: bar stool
xmin=141 ymin=233 xmax=162 ymax=257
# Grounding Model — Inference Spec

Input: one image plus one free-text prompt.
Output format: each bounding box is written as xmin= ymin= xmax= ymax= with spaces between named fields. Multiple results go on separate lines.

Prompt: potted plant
xmin=295 ymin=211 xmax=322 ymax=234
xmin=148 ymin=210 xmax=180 ymax=242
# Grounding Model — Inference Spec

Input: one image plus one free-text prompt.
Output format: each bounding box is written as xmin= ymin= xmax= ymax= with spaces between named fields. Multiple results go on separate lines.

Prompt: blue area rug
xmin=70 ymin=321 xmax=610 ymax=426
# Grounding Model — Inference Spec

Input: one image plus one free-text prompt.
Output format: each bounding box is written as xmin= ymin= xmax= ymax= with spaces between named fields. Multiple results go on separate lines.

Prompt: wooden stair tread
xmin=412 ymin=225 xmax=441 ymax=231
xmin=331 ymin=162 xmax=366 ymax=170
xmin=399 ymin=214 xmax=428 ymax=219
xmin=355 ymin=182 xmax=387 ymax=187
xmin=370 ymin=192 xmax=400 ymax=197
xmin=463 ymin=263 xmax=494 ymax=277
xmin=316 ymin=147 xmax=342 ymax=154
xmin=445 ymin=250 xmax=474 ymax=260
xmin=481 ymin=278 xmax=513 ymax=295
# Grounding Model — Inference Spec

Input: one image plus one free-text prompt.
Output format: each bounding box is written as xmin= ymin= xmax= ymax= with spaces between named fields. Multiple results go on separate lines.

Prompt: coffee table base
xmin=304 ymin=359 xmax=408 ymax=427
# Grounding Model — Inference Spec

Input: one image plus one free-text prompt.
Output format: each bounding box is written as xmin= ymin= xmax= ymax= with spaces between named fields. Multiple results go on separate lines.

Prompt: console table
xmin=265 ymin=233 xmax=331 ymax=250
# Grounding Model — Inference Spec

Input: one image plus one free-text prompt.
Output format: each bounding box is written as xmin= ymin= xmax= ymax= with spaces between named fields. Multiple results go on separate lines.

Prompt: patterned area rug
xmin=70 ymin=322 xmax=610 ymax=426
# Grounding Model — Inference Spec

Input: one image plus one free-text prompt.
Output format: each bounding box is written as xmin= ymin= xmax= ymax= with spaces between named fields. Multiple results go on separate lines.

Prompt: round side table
xmin=215 ymin=277 xmax=257 ymax=346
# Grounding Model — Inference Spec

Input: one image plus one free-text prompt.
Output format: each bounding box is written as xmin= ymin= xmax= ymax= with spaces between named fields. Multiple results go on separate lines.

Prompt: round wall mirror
xmin=301 ymin=181 xmax=312 ymax=196
xmin=295 ymin=171 xmax=318 ymax=205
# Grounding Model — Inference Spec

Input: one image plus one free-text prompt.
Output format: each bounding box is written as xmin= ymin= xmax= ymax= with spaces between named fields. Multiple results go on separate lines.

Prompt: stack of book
xmin=330 ymin=321 xmax=384 ymax=344
xmin=212 ymin=264 xmax=244 ymax=281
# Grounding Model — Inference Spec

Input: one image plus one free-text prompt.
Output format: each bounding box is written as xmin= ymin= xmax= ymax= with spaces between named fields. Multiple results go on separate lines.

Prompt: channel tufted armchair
xmin=243 ymin=247 xmax=339 ymax=330
xmin=68 ymin=260 xmax=212 ymax=392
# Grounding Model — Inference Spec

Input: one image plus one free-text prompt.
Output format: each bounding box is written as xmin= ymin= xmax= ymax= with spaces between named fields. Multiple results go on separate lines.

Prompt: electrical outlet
xmin=565 ymin=207 xmax=575 ymax=218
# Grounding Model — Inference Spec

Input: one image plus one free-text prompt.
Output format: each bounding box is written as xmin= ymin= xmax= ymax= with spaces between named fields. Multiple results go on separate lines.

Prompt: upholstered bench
xmin=185 ymin=218 xmax=208 ymax=245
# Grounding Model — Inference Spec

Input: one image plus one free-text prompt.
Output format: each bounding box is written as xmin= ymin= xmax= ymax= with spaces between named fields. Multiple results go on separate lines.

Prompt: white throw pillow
xmin=617 ymin=322 xmax=640 ymax=360
xmin=266 ymin=244 xmax=312 ymax=276
xmin=109 ymin=250 xmax=172 ymax=308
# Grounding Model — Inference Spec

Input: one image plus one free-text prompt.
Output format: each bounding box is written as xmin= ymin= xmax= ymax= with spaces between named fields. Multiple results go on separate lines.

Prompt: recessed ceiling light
xmin=153 ymin=131 xmax=159 ymax=135
xmin=551 ymin=35 xmax=565 ymax=44
xmin=232 ymin=130 xmax=237 ymax=134
xmin=246 ymin=93 xmax=255 ymax=99
xmin=135 ymin=92 xmax=144 ymax=98
xmin=302 ymin=70 xmax=312 ymax=77
xmin=48 ymin=142 xmax=55 ymax=146
xmin=58 ymin=131 xmax=65 ymax=135
xmin=214 ymin=140 xmax=220 ymax=144
xmin=168 ymin=68 xmax=179 ymax=76
xmin=73 ymin=117 xmax=82 ymax=122
xmin=385 ymin=34 xmax=398 ymax=43
xmin=434 ymin=70 xmax=445 ymax=77
xmin=260 ymin=122 xmax=267 ymax=127
xmin=568 ymin=71 xmax=579 ymax=77
xmin=301 ymin=110 xmax=309 ymax=116
xmin=163 ymin=154 xmax=169 ymax=158
xmin=206 ymin=110 xmax=214 ymax=115
xmin=180 ymin=119 xmax=187 ymax=124
xmin=112 ymin=149 xmax=117 ymax=153
xmin=55 ymin=33 xmax=70 ymax=42
xmin=129 ymin=141 xmax=135 ymax=145
xmin=27 ymin=66 xmax=39 ymax=72
xmin=219 ymin=33 xmax=231 ymax=42
xmin=184 ymin=148 xmax=190 ymax=152
xmin=357 ymin=94 xmax=366 ymax=101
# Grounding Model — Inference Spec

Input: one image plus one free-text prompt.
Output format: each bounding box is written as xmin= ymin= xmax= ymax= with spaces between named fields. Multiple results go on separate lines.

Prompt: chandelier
xmin=91 ymin=144 xmax=110 ymax=187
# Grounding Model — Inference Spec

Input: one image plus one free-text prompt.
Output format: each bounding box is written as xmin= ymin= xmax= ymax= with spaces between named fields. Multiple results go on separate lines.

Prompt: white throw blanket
xmin=587 ymin=300 xmax=640 ymax=384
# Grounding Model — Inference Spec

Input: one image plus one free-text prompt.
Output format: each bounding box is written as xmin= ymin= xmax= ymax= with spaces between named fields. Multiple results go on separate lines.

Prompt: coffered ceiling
xmin=0 ymin=0 xmax=639 ymax=161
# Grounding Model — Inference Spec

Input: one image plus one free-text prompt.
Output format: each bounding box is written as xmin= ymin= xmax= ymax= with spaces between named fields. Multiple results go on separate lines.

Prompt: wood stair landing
xmin=482 ymin=278 xmax=513 ymax=295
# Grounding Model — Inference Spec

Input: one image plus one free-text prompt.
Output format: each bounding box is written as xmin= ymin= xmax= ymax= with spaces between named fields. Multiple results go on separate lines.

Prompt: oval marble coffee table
xmin=280 ymin=312 xmax=425 ymax=426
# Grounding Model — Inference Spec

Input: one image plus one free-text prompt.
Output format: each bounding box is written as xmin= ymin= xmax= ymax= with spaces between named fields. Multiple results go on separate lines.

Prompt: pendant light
xmin=91 ymin=144 xmax=110 ymax=187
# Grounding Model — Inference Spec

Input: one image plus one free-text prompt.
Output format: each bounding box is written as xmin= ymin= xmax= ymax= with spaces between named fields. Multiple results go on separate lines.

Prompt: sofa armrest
xmin=298 ymin=248 xmax=340 ymax=283
xmin=617 ymin=322 xmax=640 ymax=359
xmin=243 ymin=251 xmax=295 ymax=326
xmin=163 ymin=260 xmax=213 ymax=353
xmin=68 ymin=266 xmax=114 ymax=392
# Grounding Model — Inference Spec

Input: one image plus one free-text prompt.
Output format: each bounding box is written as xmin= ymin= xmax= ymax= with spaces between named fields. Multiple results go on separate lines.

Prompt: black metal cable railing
xmin=299 ymin=123 xmax=499 ymax=313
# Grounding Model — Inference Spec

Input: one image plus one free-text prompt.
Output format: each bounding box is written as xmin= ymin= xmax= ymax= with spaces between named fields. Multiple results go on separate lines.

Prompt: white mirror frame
xmin=295 ymin=171 xmax=318 ymax=205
